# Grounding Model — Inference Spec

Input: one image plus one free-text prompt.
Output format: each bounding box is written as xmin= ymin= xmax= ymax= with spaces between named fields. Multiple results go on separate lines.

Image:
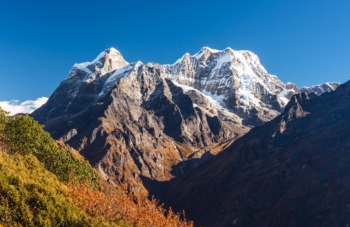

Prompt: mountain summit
xmin=160 ymin=47 xmax=287 ymax=126
xmin=31 ymin=47 xmax=340 ymax=197
xmin=66 ymin=47 xmax=128 ymax=81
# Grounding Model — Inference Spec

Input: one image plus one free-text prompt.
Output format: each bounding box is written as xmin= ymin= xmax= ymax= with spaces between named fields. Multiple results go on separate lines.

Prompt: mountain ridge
xmin=30 ymin=46 xmax=341 ymax=199
xmin=61 ymin=47 xmax=339 ymax=126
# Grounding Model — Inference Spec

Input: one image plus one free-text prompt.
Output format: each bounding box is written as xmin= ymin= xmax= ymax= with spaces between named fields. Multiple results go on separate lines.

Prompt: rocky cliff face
xmin=31 ymin=47 xmax=252 ymax=197
xmin=31 ymin=47 xmax=341 ymax=199
xmin=163 ymin=80 xmax=350 ymax=227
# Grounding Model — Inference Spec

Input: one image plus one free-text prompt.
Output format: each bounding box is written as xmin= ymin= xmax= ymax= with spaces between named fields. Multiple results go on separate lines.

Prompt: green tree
xmin=0 ymin=107 xmax=11 ymax=152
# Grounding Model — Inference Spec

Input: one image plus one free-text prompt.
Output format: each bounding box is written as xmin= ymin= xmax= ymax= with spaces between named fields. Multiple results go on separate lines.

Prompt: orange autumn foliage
xmin=65 ymin=180 xmax=194 ymax=227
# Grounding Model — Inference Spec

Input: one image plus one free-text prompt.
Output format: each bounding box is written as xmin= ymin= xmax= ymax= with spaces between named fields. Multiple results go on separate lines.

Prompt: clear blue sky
xmin=1 ymin=0 xmax=349 ymax=102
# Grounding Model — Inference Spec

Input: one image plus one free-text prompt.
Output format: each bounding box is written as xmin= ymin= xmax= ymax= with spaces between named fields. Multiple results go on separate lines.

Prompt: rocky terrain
xmin=163 ymin=80 xmax=350 ymax=227
xmin=31 ymin=48 xmax=250 ymax=197
xmin=159 ymin=47 xmax=288 ymax=126
xmin=30 ymin=47 xmax=340 ymax=199
xmin=300 ymin=82 xmax=340 ymax=95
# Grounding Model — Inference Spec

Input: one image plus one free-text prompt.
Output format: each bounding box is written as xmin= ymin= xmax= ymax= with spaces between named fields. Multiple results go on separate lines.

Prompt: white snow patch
xmin=192 ymin=51 xmax=205 ymax=60
xmin=301 ymin=82 xmax=340 ymax=91
xmin=65 ymin=48 xmax=126 ymax=80
xmin=69 ymin=51 xmax=106 ymax=79
xmin=237 ymin=88 xmax=261 ymax=106
xmin=192 ymin=47 xmax=220 ymax=60
xmin=279 ymin=96 xmax=289 ymax=106
xmin=211 ymin=51 xmax=233 ymax=72
xmin=172 ymin=80 xmax=227 ymax=109
xmin=278 ymin=89 xmax=295 ymax=106
xmin=105 ymin=63 xmax=133 ymax=84
xmin=278 ymin=89 xmax=294 ymax=97
xmin=99 ymin=61 xmax=143 ymax=97
xmin=73 ymin=62 xmax=90 ymax=70
xmin=109 ymin=47 xmax=121 ymax=54
xmin=203 ymin=47 xmax=220 ymax=53
xmin=91 ymin=51 xmax=107 ymax=65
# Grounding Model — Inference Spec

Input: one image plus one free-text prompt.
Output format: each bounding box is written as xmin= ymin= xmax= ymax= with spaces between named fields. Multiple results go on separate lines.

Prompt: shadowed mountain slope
xmin=163 ymin=80 xmax=350 ymax=227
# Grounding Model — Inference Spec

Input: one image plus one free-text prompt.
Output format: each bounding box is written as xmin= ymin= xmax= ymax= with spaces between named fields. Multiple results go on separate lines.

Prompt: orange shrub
xmin=65 ymin=180 xmax=193 ymax=227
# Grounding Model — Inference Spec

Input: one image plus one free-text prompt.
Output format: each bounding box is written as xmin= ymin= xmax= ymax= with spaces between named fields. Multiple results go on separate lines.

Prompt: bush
xmin=67 ymin=180 xmax=193 ymax=227
xmin=0 ymin=152 xmax=116 ymax=226
xmin=0 ymin=108 xmax=99 ymax=186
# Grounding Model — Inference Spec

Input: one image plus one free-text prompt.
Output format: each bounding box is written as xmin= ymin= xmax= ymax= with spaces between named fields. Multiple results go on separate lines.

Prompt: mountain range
xmin=30 ymin=47 xmax=344 ymax=226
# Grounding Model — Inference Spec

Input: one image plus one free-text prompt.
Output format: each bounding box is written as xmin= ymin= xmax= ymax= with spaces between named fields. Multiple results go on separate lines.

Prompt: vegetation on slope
xmin=0 ymin=152 xmax=116 ymax=226
xmin=0 ymin=108 xmax=193 ymax=227
xmin=0 ymin=110 xmax=100 ymax=186
xmin=67 ymin=180 xmax=192 ymax=226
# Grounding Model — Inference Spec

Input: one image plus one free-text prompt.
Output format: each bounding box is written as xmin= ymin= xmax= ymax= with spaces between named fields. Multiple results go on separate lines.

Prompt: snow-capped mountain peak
xmin=66 ymin=47 xmax=128 ymax=81
xmin=161 ymin=47 xmax=287 ymax=124
xmin=54 ymin=46 xmax=340 ymax=127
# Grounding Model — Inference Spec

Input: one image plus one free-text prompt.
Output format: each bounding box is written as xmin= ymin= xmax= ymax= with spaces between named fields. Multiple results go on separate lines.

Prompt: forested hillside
xmin=0 ymin=108 xmax=193 ymax=227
